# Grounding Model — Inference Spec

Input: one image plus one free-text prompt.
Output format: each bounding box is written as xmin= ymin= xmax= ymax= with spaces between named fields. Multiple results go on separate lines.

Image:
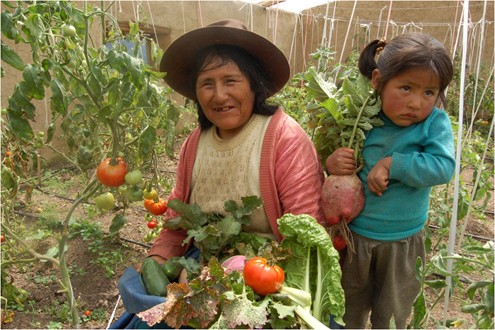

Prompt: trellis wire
xmin=457 ymin=108 xmax=495 ymax=250
xmin=443 ymin=0 xmax=469 ymax=325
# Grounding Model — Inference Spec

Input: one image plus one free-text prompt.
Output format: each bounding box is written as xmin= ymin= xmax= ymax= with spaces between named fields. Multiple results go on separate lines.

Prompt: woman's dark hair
xmin=358 ymin=32 xmax=454 ymax=107
xmin=191 ymin=45 xmax=278 ymax=129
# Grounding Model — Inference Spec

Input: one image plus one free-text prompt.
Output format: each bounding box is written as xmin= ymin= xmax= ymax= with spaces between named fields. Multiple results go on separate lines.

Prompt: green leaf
xmin=8 ymin=116 xmax=34 ymax=142
xmin=1 ymin=164 xmax=18 ymax=197
xmin=424 ymin=279 xmax=447 ymax=289
xmin=221 ymin=290 xmax=269 ymax=328
xmin=22 ymin=65 xmax=46 ymax=100
xmin=50 ymin=79 xmax=69 ymax=115
xmin=319 ymin=98 xmax=341 ymax=123
xmin=138 ymin=126 xmax=157 ymax=160
xmin=1 ymin=41 xmax=25 ymax=70
xmin=25 ymin=13 xmax=44 ymax=41
xmin=109 ymin=214 xmax=127 ymax=234
xmin=1 ymin=11 xmax=16 ymax=40
xmin=411 ymin=292 xmax=427 ymax=328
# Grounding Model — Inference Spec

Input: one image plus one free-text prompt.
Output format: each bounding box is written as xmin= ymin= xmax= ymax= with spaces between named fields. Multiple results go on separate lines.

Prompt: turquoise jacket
xmin=350 ymin=107 xmax=455 ymax=241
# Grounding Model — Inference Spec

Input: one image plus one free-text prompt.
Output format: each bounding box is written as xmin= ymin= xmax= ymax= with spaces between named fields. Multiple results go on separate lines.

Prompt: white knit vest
xmin=191 ymin=114 xmax=274 ymax=238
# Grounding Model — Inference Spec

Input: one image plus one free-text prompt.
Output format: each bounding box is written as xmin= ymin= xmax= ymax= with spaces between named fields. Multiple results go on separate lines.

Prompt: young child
xmin=326 ymin=33 xmax=455 ymax=329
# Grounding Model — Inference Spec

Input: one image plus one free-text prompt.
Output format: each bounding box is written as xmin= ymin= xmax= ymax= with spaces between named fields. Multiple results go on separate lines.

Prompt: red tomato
xmin=243 ymin=257 xmax=285 ymax=296
xmin=96 ymin=157 xmax=127 ymax=187
xmin=147 ymin=220 xmax=157 ymax=229
xmin=5 ymin=151 xmax=11 ymax=157
xmin=332 ymin=235 xmax=347 ymax=250
xmin=83 ymin=310 xmax=91 ymax=317
xmin=144 ymin=198 xmax=167 ymax=215
xmin=1 ymin=235 xmax=5 ymax=244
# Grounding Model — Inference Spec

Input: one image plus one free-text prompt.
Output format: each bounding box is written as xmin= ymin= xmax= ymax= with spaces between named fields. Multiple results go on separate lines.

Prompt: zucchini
xmin=141 ymin=257 xmax=170 ymax=296
xmin=162 ymin=256 xmax=184 ymax=281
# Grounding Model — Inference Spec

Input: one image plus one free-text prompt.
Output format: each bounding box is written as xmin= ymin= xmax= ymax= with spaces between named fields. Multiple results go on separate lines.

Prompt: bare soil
xmin=1 ymin=155 xmax=493 ymax=329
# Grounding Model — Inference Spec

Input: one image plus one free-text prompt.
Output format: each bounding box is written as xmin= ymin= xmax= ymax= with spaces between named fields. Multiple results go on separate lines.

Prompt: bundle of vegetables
xmin=137 ymin=210 xmax=345 ymax=329
xmin=304 ymin=57 xmax=383 ymax=251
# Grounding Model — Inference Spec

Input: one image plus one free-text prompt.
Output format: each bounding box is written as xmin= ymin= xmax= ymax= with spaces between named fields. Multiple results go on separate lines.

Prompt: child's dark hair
xmin=358 ymin=32 xmax=453 ymax=107
xmin=191 ymin=45 xmax=278 ymax=130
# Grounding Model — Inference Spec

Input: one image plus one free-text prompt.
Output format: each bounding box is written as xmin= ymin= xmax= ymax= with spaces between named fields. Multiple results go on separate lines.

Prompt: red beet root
xmin=321 ymin=174 xmax=365 ymax=226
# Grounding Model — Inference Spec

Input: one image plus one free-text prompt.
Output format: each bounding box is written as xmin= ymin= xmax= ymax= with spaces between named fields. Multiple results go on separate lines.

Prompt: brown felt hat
xmin=159 ymin=19 xmax=290 ymax=100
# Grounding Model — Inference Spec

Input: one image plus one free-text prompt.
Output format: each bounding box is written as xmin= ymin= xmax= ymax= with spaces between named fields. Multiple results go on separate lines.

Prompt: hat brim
xmin=160 ymin=25 xmax=290 ymax=100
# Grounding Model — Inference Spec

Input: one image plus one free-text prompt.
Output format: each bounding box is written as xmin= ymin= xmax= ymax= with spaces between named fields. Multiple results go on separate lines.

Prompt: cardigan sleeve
xmin=274 ymin=114 xmax=326 ymax=223
xmin=260 ymin=109 xmax=326 ymax=241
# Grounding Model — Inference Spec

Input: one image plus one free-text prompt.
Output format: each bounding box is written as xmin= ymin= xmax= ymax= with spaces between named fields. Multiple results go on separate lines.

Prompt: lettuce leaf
xmin=278 ymin=214 xmax=345 ymax=326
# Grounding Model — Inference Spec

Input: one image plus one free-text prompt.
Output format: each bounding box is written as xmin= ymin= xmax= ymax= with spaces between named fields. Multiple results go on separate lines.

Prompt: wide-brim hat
xmin=159 ymin=19 xmax=290 ymax=100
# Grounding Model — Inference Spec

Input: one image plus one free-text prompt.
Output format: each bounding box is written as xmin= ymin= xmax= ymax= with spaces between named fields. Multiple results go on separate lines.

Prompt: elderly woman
xmin=149 ymin=19 xmax=325 ymax=262
xmin=111 ymin=19 xmax=325 ymax=329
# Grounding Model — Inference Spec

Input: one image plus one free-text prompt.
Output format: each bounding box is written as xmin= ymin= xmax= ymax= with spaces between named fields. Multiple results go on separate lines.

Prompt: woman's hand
xmin=326 ymin=148 xmax=356 ymax=175
xmin=367 ymin=157 xmax=392 ymax=196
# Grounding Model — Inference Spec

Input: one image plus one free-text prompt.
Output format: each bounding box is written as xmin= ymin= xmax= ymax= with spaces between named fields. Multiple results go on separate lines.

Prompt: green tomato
xmin=95 ymin=192 xmax=115 ymax=210
xmin=61 ymin=24 xmax=77 ymax=37
xmin=77 ymin=146 xmax=93 ymax=167
xmin=126 ymin=187 xmax=143 ymax=202
xmin=125 ymin=170 xmax=143 ymax=186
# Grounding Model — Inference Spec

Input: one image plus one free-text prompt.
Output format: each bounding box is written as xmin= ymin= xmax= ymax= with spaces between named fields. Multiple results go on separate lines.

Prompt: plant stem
xmin=347 ymin=92 xmax=374 ymax=161
xmin=57 ymin=178 xmax=99 ymax=328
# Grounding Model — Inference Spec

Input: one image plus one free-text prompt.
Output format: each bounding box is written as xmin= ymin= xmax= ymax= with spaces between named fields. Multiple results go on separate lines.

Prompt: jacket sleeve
xmin=274 ymin=114 xmax=326 ymax=224
xmin=147 ymin=129 xmax=201 ymax=260
xmin=390 ymin=110 xmax=455 ymax=187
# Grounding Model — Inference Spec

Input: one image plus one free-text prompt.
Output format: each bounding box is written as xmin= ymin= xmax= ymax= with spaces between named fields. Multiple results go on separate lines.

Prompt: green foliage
xmin=164 ymin=196 xmax=264 ymax=264
xmin=278 ymin=213 xmax=345 ymax=325
xmin=138 ymin=215 xmax=339 ymax=329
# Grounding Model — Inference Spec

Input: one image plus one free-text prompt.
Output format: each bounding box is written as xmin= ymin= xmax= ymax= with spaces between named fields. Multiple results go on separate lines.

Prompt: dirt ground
xmin=1 ymin=153 xmax=493 ymax=329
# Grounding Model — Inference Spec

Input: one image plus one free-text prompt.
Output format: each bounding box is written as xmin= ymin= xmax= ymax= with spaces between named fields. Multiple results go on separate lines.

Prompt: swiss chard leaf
xmin=278 ymin=213 xmax=345 ymax=325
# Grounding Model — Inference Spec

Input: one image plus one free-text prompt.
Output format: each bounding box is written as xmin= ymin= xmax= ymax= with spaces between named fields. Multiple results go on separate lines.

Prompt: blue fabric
xmin=118 ymin=267 xmax=166 ymax=314
xmin=109 ymin=247 xmax=200 ymax=329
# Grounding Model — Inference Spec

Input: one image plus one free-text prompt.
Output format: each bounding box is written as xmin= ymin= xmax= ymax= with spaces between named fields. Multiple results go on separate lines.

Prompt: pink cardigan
xmin=149 ymin=108 xmax=325 ymax=259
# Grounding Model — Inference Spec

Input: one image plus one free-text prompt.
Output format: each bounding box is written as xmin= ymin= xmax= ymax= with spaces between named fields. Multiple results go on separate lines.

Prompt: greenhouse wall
xmin=1 ymin=0 xmax=493 ymax=164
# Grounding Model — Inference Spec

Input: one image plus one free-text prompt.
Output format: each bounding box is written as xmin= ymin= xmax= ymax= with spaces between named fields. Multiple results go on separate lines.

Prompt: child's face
xmin=372 ymin=68 xmax=441 ymax=127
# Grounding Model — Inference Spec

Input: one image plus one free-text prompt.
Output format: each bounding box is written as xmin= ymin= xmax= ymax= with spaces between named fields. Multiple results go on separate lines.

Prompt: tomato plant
xmin=97 ymin=158 xmax=127 ymax=187
xmin=243 ymin=257 xmax=285 ymax=296
xmin=0 ymin=0 xmax=185 ymax=327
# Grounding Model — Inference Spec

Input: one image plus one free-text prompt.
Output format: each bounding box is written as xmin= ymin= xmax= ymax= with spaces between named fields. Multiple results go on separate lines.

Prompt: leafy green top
xmin=304 ymin=61 xmax=383 ymax=165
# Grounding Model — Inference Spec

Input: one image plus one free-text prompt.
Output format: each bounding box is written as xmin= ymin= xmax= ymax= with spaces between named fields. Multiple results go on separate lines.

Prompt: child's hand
xmin=326 ymin=148 xmax=356 ymax=175
xmin=367 ymin=157 xmax=392 ymax=196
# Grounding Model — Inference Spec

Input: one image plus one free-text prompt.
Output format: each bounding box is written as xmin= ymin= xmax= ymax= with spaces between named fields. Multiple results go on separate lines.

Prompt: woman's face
xmin=195 ymin=58 xmax=255 ymax=139
xmin=372 ymin=68 xmax=441 ymax=126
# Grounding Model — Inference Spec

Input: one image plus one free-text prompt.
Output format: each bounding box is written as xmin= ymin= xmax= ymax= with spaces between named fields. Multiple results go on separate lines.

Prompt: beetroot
xmin=321 ymin=174 xmax=365 ymax=226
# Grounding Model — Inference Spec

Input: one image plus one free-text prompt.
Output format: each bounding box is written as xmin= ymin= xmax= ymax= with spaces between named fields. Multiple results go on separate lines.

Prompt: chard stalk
xmin=279 ymin=286 xmax=312 ymax=308
xmin=295 ymin=305 xmax=331 ymax=330
xmin=312 ymin=248 xmax=323 ymax=321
